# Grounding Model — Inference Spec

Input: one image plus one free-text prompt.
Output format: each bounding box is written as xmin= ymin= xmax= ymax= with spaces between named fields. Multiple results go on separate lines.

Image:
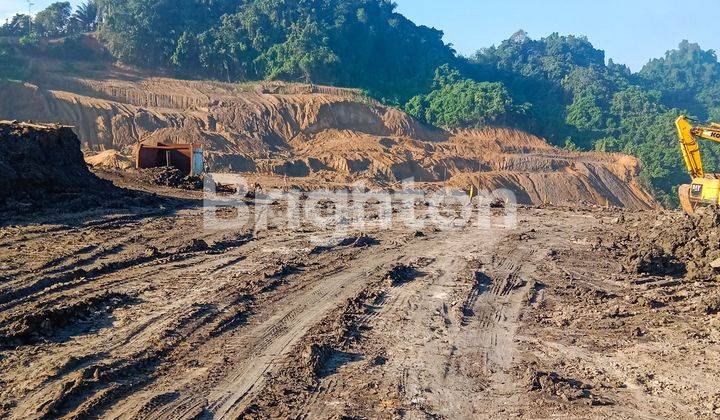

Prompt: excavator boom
xmin=676 ymin=116 xmax=704 ymax=178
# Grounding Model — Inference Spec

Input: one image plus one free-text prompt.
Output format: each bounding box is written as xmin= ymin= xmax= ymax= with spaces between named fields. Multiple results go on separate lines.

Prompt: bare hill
xmin=0 ymin=71 xmax=656 ymax=209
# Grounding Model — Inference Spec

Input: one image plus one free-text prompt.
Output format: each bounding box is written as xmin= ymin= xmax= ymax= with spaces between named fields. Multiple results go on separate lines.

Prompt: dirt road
xmin=1 ymin=180 xmax=718 ymax=419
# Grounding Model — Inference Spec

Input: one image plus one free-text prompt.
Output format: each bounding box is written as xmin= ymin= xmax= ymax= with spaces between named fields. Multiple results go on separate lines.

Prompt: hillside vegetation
xmin=2 ymin=0 xmax=720 ymax=205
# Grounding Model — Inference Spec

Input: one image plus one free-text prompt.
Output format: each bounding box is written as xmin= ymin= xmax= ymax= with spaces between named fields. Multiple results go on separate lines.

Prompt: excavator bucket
xmin=678 ymin=184 xmax=695 ymax=215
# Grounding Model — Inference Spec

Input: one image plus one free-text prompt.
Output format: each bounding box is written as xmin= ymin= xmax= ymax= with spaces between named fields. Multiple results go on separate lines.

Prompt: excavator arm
xmin=676 ymin=115 xmax=720 ymax=179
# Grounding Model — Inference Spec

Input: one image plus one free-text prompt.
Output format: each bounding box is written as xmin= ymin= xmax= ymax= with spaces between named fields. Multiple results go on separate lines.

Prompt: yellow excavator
xmin=676 ymin=115 xmax=720 ymax=214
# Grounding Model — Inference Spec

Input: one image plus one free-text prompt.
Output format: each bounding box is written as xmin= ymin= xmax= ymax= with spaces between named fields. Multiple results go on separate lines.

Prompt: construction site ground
xmin=1 ymin=170 xmax=719 ymax=419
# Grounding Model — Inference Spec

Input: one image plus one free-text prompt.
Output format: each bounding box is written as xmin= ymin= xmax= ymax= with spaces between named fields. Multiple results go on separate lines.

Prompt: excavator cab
xmin=676 ymin=116 xmax=720 ymax=214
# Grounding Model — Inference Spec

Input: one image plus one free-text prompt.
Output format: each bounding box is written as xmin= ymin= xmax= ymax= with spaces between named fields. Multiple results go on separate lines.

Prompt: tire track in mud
xmin=7 ymin=245 xmax=259 ymax=419
xmin=450 ymin=235 xmax=553 ymax=417
xmin=1 ymin=216 xmax=253 ymax=309
xmin=290 ymin=279 xmax=397 ymax=420
xmin=5 ymin=245 xmax=245 ymax=417
xmin=240 ymin=224 xmax=522 ymax=418
xmin=0 ymin=232 xmax=251 ymax=335
xmin=83 ymin=237 xmax=348 ymax=418
xmin=108 ymin=228 xmax=473 ymax=419
xmin=0 ymin=214 xmax=200 ymax=310
xmin=385 ymin=231 xmax=518 ymax=418
xmin=130 ymin=240 xmax=413 ymax=419
xmin=251 ymin=220 xmax=551 ymax=419
xmin=2 ymin=203 xmax=546 ymax=419
xmin=470 ymin=252 xmax=532 ymax=395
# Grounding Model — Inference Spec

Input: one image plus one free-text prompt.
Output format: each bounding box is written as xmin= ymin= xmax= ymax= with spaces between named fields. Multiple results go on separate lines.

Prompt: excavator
xmin=676 ymin=115 xmax=720 ymax=214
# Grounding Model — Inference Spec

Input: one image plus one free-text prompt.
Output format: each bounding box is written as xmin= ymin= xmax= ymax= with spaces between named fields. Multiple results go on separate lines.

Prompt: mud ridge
xmin=243 ymin=273 xmax=391 ymax=418
xmin=0 ymin=292 xmax=136 ymax=348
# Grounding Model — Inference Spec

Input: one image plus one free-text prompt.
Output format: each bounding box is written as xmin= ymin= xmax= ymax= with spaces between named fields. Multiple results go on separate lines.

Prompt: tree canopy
xmin=406 ymin=65 xmax=527 ymax=129
xmin=33 ymin=2 xmax=72 ymax=38
xmin=0 ymin=44 xmax=27 ymax=81
xmin=639 ymin=40 xmax=720 ymax=120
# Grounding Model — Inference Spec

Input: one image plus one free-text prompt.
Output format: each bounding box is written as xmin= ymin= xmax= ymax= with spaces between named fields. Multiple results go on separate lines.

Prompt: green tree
xmin=97 ymin=0 xmax=234 ymax=67
xmin=255 ymin=20 xmax=340 ymax=83
xmin=0 ymin=14 xmax=32 ymax=36
xmin=468 ymin=31 xmax=609 ymax=145
xmin=639 ymin=40 xmax=720 ymax=119
xmin=173 ymin=9 xmax=263 ymax=82
xmin=600 ymin=87 xmax=720 ymax=206
xmin=34 ymin=2 xmax=72 ymax=37
xmin=565 ymin=94 xmax=603 ymax=132
xmin=405 ymin=66 xmax=525 ymax=129
xmin=464 ymin=32 xmax=720 ymax=204
xmin=70 ymin=1 xmax=99 ymax=33
xmin=432 ymin=64 xmax=462 ymax=89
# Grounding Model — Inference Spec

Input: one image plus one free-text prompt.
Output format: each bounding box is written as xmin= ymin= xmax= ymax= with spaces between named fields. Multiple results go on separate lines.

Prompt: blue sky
xmin=3 ymin=0 xmax=719 ymax=71
xmin=395 ymin=0 xmax=720 ymax=71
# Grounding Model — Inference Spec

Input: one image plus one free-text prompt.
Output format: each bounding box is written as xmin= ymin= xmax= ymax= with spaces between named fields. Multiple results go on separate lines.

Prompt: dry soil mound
xmin=0 ymin=120 xmax=109 ymax=202
xmin=85 ymin=149 xmax=132 ymax=169
xmin=616 ymin=207 xmax=720 ymax=281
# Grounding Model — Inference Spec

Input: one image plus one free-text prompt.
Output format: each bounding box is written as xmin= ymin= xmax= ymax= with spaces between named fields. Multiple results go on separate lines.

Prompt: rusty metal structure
xmin=135 ymin=143 xmax=204 ymax=175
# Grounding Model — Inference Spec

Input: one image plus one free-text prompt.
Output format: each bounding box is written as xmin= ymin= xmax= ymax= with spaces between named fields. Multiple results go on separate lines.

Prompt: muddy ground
xmin=1 ymin=171 xmax=719 ymax=419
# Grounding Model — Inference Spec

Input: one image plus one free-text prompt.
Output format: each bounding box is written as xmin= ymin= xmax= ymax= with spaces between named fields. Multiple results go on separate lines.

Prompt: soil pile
xmin=0 ymin=120 xmax=109 ymax=203
xmin=85 ymin=149 xmax=132 ymax=169
xmin=615 ymin=208 xmax=720 ymax=280
xmin=136 ymin=167 xmax=203 ymax=190
xmin=527 ymin=370 xmax=610 ymax=406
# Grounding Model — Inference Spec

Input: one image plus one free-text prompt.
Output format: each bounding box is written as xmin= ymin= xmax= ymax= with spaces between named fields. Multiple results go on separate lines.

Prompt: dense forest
xmin=2 ymin=0 xmax=720 ymax=205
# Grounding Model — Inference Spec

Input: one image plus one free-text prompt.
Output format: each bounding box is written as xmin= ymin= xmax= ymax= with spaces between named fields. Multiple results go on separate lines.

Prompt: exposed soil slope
xmin=0 ymin=69 xmax=655 ymax=209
